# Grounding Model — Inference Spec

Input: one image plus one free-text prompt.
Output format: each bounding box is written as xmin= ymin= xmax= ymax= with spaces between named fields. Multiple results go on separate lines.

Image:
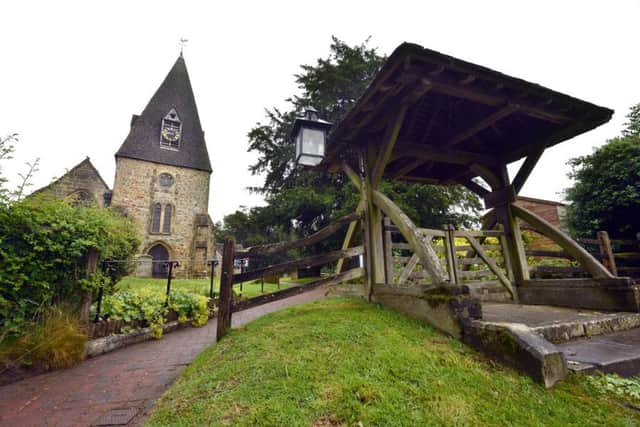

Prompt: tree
xmin=565 ymin=103 xmax=640 ymax=238
xmin=228 ymin=37 xmax=481 ymax=248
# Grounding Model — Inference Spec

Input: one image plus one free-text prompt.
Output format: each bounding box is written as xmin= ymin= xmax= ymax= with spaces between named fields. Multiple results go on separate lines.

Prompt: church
xmin=34 ymin=53 xmax=215 ymax=278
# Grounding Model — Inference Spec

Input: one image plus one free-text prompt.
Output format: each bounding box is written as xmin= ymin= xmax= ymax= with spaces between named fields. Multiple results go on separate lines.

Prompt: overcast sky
xmin=2 ymin=1 xmax=638 ymax=221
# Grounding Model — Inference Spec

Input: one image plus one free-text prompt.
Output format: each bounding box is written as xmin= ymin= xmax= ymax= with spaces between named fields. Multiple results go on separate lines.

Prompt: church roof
xmin=115 ymin=55 xmax=212 ymax=172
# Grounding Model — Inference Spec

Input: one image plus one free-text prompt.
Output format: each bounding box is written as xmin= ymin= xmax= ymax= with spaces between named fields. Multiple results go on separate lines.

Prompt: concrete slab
xmin=557 ymin=327 xmax=640 ymax=377
xmin=482 ymin=303 xmax=640 ymax=343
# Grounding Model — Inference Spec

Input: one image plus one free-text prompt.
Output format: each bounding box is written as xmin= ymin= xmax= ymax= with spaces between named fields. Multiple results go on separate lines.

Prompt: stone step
xmin=482 ymin=303 xmax=640 ymax=343
xmin=464 ymin=281 xmax=513 ymax=303
xmin=557 ymin=327 xmax=640 ymax=377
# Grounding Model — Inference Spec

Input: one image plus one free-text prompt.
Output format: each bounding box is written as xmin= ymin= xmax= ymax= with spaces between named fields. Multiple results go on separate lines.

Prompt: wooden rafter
xmin=392 ymin=158 xmax=432 ymax=180
xmin=458 ymin=179 xmax=490 ymax=197
xmin=445 ymin=104 xmax=519 ymax=148
xmin=511 ymin=147 xmax=545 ymax=194
xmin=469 ymin=163 xmax=501 ymax=190
xmin=372 ymin=105 xmax=408 ymax=186
xmin=392 ymin=143 xmax=499 ymax=166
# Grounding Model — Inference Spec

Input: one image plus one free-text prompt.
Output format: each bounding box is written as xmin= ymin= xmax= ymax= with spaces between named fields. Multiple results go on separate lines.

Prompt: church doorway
xmin=148 ymin=244 xmax=170 ymax=278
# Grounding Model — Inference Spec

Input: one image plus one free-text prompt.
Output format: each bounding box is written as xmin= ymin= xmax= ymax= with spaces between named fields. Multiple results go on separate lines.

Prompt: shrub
xmin=0 ymin=197 xmax=139 ymax=337
xmin=98 ymin=288 xmax=210 ymax=338
xmin=0 ymin=305 xmax=87 ymax=370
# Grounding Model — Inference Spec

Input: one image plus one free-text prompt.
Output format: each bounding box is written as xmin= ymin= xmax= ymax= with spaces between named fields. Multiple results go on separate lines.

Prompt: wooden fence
xmin=385 ymin=220 xmax=515 ymax=299
xmin=216 ymin=212 xmax=365 ymax=340
xmin=524 ymin=228 xmax=640 ymax=279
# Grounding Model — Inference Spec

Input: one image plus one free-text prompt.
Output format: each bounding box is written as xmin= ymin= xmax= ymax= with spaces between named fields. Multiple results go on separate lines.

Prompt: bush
xmin=0 ymin=305 xmax=87 ymax=370
xmin=98 ymin=288 xmax=210 ymax=339
xmin=0 ymin=197 xmax=139 ymax=337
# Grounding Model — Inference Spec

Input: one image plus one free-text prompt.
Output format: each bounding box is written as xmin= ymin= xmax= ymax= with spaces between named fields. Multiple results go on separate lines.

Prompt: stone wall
xmin=34 ymin=158 xmax=109 ymax=207
xmin=111 ymin=157 xmax=214 ymax=277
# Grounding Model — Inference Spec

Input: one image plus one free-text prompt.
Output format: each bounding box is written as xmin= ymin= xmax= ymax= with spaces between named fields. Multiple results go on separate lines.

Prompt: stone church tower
xmin=111 ymin=54 xmax=214 ymax=278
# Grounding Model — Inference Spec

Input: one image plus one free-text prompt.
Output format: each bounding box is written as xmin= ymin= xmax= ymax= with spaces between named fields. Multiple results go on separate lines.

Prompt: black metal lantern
xmin=292 ymin=107 xmax=332 ymax=167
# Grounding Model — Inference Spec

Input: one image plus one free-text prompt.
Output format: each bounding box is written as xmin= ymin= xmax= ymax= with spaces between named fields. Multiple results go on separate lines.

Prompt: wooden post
xmin=216 ymin=238 xmax=235 ymax=341
xmin=443 ymin=225 xmax=459 ymax=285
xmin=80 ymin=248 xmax=99 ymax=323
xmin=494 ymin=203 xmax=529 ymax=285
xmin=366 ymin=144 xmax=387 ymax=286
xmin=383 ymin=217 xmax=394 ymax=285
xmin=361 ymin=182 xmax=374 ymax=301
xmin=597 ymin=230 xmax=618 ymax=276
xmin=497 ymin=223 xmax=515 ymax=283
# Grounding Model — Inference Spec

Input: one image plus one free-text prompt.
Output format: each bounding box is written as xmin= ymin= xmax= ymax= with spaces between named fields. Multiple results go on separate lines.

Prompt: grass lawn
xmin=116 ymin=276 xmax=317 ymax=299
xmin=147 ymin=298 xmax=640 ymax=426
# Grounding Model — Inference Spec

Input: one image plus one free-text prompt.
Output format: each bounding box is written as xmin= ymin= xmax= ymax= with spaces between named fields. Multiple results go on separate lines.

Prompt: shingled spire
xmin=115 ymin=55 xmax=212 ymax=172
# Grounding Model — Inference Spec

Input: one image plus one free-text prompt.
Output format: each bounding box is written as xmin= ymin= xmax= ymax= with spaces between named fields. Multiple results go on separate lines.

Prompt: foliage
xmin=0 ymin=305 xmax=87 ymax=370
xmin=147 ymin=298 xmax=637 ymax=426
xmin=0 ymin=197 xmax=139 ymax=337
xmin=586 ymin=374 xmax=640 ymax=402
xmin=227 ymin=37 xmax=481 ymax=251
xmin=623 ymin=102 xmax=640 ymax=137
xmin=98 ymin=288 xmax=209 ymax=339
xmin=565 ymin=134 xmax=640 ymax=238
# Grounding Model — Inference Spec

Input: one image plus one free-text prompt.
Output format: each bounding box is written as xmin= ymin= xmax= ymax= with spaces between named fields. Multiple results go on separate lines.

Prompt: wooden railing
xmin=384 ymin=221 xmax=515 ymax=299
xmin=523 ymin=228 xmax=640 ymax=279
xmin=216 ymin=212 xmax=365 ymax=340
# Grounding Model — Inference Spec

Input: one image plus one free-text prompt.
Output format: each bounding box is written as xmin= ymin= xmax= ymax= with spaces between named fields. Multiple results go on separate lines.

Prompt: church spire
xmin=115 ymin=54 xmax=211 ymax=172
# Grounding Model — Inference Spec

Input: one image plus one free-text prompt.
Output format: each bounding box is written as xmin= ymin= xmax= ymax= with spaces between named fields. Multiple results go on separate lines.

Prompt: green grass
xmin=116 ymin=275 xmax=312 ymax=299
xmin=147 ymin=298 xmax=640 ymax=426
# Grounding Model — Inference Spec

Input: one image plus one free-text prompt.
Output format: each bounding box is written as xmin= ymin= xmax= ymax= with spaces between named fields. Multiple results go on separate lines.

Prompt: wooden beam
xmin=372 ymin=105 xmax=408 ymax=186
xmin=392 ymin=143 xmax=499 ymax=166
xmin=232 ymin=267 xmax=364 ymax=312
xmin=511 ymin=147 xmax=545 ymax=194
xmin=336 ymin=200 xmax=365 ymax=274
xmin=371 ymin=189 xmax=448 ymax=284
xmin=367 ymin=143 xmax=386 ymax=288
xmin=445 ymin=104 xmax=519 ymax=148
xmin=458 ymin=179 xmax=490 ymax=197
xmin=383 ymin=217 xmax=394 ymax=285
xmin=458 ymin=230 xmax=516 ymax=299
xmin=469 ymin=163 xmax=501 ymax=190
xmin=233 ymin=245 xmax=364 ymax=284
xmin=342 ymin=161 xmax=362 ymax=191
xmin=397 ymin=254 xmax=419 ymax=285
xmin=511 ymin=204 xmax=615 ymax=279
xmin=216 ymin=238 xmax=235 ymax=341
xmin=428 ymin=80 xmax=569 ymax=124
xmin=239 ymin=212 xmax=362 ymax=258
xmin=392 ymin=159 xmax=431 ymax=180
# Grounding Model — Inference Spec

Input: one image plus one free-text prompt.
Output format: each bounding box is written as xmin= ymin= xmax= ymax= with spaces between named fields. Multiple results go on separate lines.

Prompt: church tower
xmin=111 ymin=54 xmax=214 ymax=278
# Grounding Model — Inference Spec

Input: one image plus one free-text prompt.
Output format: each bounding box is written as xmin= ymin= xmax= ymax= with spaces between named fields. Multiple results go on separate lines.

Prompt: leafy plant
xmin=586 ymin=374 xmax=640 ymax=402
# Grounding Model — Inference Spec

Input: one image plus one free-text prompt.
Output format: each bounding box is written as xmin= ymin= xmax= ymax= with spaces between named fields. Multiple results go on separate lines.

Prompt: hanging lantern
xmin=292 ymin=107 xmax=332 ymax=166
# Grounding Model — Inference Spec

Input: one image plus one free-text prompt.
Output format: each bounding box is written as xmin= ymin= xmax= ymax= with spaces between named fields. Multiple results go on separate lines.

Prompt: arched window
xmin=151 ymin=203 xmax=162 ymax=233
xmin=162 ymin=205 xmax=172 ymax=233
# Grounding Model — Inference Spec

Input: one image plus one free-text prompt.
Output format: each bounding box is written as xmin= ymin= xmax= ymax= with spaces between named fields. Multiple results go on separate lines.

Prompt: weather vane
xmin=179 ymin=38 xmax=188 ymax=56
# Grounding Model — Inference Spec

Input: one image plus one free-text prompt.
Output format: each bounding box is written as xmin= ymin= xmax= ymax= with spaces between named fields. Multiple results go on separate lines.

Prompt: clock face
xmin=161 ymin=127 xmax=181 ymax=142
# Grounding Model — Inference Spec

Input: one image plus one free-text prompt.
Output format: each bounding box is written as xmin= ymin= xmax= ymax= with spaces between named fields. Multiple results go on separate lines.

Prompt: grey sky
xmin=2 ymin=1 xmax=638 ymax=221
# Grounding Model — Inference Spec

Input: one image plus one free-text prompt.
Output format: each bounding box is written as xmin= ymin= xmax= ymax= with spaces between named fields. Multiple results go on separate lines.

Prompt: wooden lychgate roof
xmin=325 ymin=43 xmax=612 ymax=187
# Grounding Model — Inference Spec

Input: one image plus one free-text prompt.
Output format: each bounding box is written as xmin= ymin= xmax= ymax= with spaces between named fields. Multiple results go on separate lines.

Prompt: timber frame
xmin=322 ymin=42 xmax=625 ymax=304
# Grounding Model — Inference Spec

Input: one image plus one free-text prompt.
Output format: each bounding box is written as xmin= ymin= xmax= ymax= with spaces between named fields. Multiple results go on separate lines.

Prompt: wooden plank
xmin=336 ymin=200 xmax=365 ymax=274
xmin=512 ymin=204 xmax=615 ymax=279
xmin=459 ymin=230 xmax=516 ymax=299
xmin=216 ymin=238 xmax=235 ymax=341
xmin=232 ymin=268 xmax=364 ymax=312
xmin=391 ymin=143 xmax=499 ymax=166
xmin=372 ymin=189 xmax=448 ymax=284
xmin=452 ymin=230 xmax=504 ymax=238
xmin=459 ymin=257 xmax=485 ymax=265
xmin=525 ymin=249 xmax=573 ymax=258
xmin=392 ymin=242 xmax=412 ymax=250
xmin=239 ymin=212 xmax=361 ymax=258
xmin=529 ymin=266 xmax=587 ymax=274
xmin=445 ymin=104 xmax=519 ymax=148
xmin=383 ymin=217 xmax=394 ymax=286
xmin=418 ymin=228 xmax=447 ymax=237
xmin=598 ymin=230 xmax=618 ymax=276
xmin=397 ymin=254 xmax=420 ymax=285
xmin=233 ymin=246 xmax=364 ymax=284
xmin=372 ymin=106 xmax=408 ymax=186
xmin=511 ymin=147 xmax=545 ymax=194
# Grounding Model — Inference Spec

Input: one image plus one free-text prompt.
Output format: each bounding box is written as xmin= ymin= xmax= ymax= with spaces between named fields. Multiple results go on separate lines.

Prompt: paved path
xmin=0 ymin=289 xmax=327 ymax=427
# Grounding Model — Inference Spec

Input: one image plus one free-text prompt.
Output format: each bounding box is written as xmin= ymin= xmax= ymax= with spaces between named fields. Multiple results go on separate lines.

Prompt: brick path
xmin=0 ymin=288 xmax=327 ymax=427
